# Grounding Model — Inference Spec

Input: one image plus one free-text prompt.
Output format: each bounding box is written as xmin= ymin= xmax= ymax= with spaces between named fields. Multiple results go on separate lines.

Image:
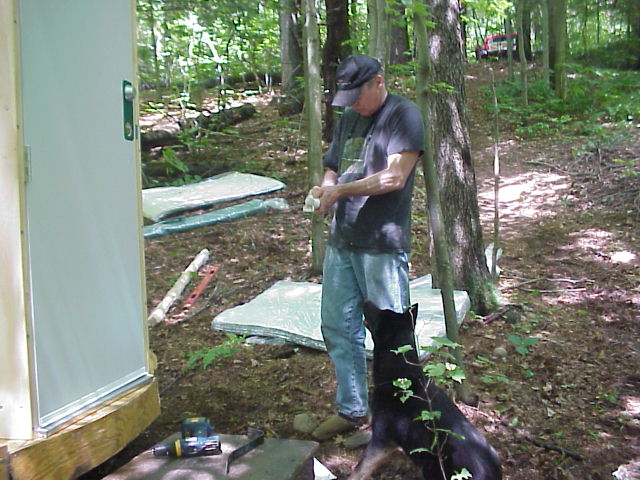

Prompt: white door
xmin=19 ymin=0 xmax=149 ymax=433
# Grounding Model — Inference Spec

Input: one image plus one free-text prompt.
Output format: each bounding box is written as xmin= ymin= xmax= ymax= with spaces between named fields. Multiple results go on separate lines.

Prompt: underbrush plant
xmin=420 ymin=337 xmax=467 ymax=386
xmin=387 ymin=61 xmax=418 ymax=94
xmin=574 ymin=40 xmax=639 ymax=70
xmin=489 ymin=64 xmax=640 ymax=138
xmin=503 ymin=310 xmax=540 ymax=360
xmin=160 ymin=148 xmax=203 ymax=186
xmin=507 ymin=333 xmax=539 ymax=356
xmin=391 ymin=338 xmax=469 ymax=479
xmin=392 ymin=337 xmax=466 ymax=402
xmin=186 ymin=333 xmax=246 ymax=369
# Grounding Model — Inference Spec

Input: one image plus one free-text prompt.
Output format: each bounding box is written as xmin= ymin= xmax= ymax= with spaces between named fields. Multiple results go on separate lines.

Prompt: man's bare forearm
xmin=309 ymin=151 xmax=420 ymax=214
xmin=321 ymin=169 xmax=338 ymax=187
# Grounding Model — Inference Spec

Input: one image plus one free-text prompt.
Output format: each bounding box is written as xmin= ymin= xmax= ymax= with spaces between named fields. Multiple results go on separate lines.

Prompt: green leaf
xmin=451 ymin=467 xmax=473 ymax=480
xmin=480 ymin=374 xmax=496 ymax=384
xmin=475 ymin=355 xmax=496 ymax=366
xmin=450 ymin=368 xmax=467 ymax=383
xmin=416 ymin=409 xmax=442 ymax=422
xmin=409 ymin=447 xmax=434 ymax=455
xmin=393 ymin=377 xmax=414 ymax=403
xmin=393 ymin=378 xmax=413 ymax=390
xmin=480 ymin=373 xmax=511 ymax=384
xmin=424 ymin=362 xmax=446 ymax=378
xmin=434 ymin=428 xmax=466 ymax=441
xmin=185 ymin=334 xmax=245 ymax=369
xmin=392 ymin=344 xmax=414 ymax=355
xmin=506 ymin=333 xmax=522 ymax=345
xmin=431 ymin=336 xmax=461 ymax=349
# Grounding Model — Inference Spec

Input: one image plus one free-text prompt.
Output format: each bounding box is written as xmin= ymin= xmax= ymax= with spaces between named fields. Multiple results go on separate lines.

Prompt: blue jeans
xmin=321 ymin=245 xmax=410 ymax=419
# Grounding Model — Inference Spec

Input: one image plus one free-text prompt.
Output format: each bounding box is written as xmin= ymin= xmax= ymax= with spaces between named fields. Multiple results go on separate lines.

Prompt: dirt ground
xmin=80 ymin=63 xmax=639 ymax=480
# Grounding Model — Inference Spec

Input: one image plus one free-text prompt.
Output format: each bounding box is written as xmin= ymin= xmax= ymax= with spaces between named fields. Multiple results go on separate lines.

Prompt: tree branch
xmin=500 ymin=420 xmax=585 ymax=461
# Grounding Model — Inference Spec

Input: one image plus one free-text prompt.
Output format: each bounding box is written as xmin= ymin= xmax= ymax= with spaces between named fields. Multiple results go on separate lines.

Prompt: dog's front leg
xmin=346 ymin=440 xmax=395 ymax=480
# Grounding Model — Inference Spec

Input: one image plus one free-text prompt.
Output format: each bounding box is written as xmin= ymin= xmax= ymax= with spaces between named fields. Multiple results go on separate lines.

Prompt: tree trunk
xmin=367 ymin=0 xmax=388 ymax=65
xmin=302 ymin=0 xmax=326 ymax=273
xmin=505 ymin=12 xmax=515 ymax=82
xmin=160 ymin=5 xmax=173 ymax=88
xmin=426 ymin=0 xmax=498 ymax=316
xmin=541 ymin=0 xmax=550 ymax=87
xmin=522 ymin=0 xmax=533 ymax=60
xmin=581 ymin=0 xmax=589 ymax=55
xmin=460 ymin=2 xmax=468 ymax=59
xmin=388 ymin=0 xmax=409 ymax=65
xmin=516 ymin=0 xmax=529 ymax=107
xmin=414 ymin=0 xmax=477 ymax=405
xmin=145 ymin=1 xmax=161 ymax=88
xmin=630 ymin=0 xmax=640 ymax=68
xmin=470 ymin=7 xmax=483 ymax=54
xmin=548 ymin=0 xmax=568 ymax=99
xmin=278 ymin=0 xmax=304 ymax=115
xmin=322 ymin=0 xmax=350 ymax=141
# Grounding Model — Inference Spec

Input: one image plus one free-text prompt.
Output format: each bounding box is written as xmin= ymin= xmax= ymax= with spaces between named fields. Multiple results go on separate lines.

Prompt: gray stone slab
xmin=103 ymin=433 xmax=318 ymax=480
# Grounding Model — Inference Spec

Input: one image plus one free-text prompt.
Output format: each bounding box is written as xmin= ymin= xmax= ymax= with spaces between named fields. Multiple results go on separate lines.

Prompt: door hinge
xmin=24 ymin=145 xmax=31 ymax=183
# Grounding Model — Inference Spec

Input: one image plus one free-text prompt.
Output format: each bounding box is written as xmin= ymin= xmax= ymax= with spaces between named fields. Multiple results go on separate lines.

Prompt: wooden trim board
xmin=0 ymin=0 xmax=35 ymax=442
xmin=0 ymin=446 xmax=9 ymax=480
xmin=1 ymin=380 xmax=160 ymax=480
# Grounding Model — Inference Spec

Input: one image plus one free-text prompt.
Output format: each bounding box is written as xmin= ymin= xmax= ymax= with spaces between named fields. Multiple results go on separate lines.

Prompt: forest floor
xmin=81 ymin=62 xmax=639 ymax=480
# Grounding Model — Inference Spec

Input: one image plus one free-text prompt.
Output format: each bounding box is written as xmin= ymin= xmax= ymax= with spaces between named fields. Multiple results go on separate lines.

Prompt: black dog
xmin=348 ymin=301 xmax=502 ymax=480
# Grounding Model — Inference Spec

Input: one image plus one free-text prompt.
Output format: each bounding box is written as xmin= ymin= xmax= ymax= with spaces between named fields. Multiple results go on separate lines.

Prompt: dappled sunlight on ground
xmin=478 ymin=170 xmax=571 ymax=230
xmin=611 ymin=250 xmax=638 ymax=263
xmin=562 ymin=228 xmax=639 ymax=267
xmin=622 ymin=396 xmax=640 ymax=418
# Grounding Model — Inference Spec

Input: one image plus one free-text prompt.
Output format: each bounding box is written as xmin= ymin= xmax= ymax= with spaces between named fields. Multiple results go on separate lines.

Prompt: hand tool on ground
xmin=152 ymin=417 xmax=222 ymax=457
xmin=225 ymin=427 xmax=265 ymax=474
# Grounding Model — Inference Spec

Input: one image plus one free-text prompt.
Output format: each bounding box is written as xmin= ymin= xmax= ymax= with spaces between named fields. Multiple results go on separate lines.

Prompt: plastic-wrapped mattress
xmin=142 ymin=172 xmax=286 ymax=222
xmin=212 ymin=275 xmax=470 ymax=357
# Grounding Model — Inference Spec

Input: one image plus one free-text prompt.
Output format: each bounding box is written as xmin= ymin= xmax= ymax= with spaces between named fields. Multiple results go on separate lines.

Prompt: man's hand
xmin=307 ymin=150 xmax=419 ymax=214
xmin=306 ymin=170 xmax=339 ymax=214
xmin=306 ymin=185 xmax=336 ymax=215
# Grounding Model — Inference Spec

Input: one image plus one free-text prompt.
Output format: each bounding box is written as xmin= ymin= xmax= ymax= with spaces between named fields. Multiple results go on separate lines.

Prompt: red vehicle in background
xmin=475 ymin=33 xmax=518 ymax=59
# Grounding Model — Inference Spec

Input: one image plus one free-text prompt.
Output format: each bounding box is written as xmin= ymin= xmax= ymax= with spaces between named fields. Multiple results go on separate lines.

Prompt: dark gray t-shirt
xmin=323 ymin=94 xmax=425 ymax=253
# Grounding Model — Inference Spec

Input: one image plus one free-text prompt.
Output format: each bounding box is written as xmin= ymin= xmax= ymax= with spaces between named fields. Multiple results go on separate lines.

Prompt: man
xmin=309 ymin=54 xmax=425 ymax=440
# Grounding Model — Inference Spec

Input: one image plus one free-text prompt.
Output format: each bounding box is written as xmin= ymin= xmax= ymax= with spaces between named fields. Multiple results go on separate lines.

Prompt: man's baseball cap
xmin=332 ymin=54 xmax=381 ymax=107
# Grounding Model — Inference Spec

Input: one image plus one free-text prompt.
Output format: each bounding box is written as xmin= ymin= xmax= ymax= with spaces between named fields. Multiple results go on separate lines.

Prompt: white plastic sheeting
xmin=143 ymin=198 xmax=290 ymax=238
xmin=212 ymin=275 xmax=470 ymax=357
xmin=142 ymin=172 xmax=286 ymax=221
xmin=314 ymin=459 xmax=337 ymax=480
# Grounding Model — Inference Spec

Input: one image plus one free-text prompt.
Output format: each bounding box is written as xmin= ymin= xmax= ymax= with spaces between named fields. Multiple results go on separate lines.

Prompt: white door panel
xmin=19 ymin=0 xmax=148 ymax=432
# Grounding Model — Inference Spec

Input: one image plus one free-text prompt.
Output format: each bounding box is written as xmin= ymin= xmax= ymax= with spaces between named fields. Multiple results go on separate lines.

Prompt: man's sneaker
xmin=311 ymin=414 xmax=364 ymax=441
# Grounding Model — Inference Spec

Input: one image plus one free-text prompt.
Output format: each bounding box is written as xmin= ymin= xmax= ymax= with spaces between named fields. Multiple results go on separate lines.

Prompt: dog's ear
xmin=409 ymin=303 xmax=418 ymax=328
xmin=363 ymin=300 xmax=381 ymax=333
xmin=363 ymin=300 xmax=381 ymax=322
